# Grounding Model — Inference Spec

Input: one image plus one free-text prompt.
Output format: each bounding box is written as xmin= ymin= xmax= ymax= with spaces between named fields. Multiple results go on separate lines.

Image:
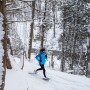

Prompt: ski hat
xmin=40 ymin=48 xmax=45 ymax=52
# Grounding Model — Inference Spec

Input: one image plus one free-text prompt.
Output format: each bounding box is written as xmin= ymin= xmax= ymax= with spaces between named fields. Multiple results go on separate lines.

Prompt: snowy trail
xmin=23 ymin=61 xmax=90 ymax=90
xmin=4 ymin=61 xmax=90 ymax=90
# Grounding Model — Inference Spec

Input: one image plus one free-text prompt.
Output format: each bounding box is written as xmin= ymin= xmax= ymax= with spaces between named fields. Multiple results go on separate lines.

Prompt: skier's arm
xmin=35 ymin=54 xmax=41 ymax=61
xmin=45 ymin=55 xmax=47 ymax=59
xmin=45 ymin=54 xmax=47 ymax=60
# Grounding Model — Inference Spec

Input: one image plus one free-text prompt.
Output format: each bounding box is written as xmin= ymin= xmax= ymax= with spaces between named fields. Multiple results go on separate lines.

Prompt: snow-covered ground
xmin=4 ymin=59 xmax=90 ymax=90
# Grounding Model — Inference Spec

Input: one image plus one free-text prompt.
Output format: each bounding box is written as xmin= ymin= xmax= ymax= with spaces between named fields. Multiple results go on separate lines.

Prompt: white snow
xmin=4 ymin=57 xmax=90 ymax=90
xmin=2 ymin=1 xmax=90 ymax=90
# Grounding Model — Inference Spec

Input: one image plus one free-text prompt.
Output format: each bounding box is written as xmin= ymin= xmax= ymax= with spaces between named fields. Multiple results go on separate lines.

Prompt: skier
xmin=34 ymin=48 xmax=48 ymax=79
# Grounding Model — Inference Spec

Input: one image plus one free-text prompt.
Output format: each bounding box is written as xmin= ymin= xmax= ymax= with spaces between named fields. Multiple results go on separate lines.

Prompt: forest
xmin=0 ymin=0 xmax=90 ymax=90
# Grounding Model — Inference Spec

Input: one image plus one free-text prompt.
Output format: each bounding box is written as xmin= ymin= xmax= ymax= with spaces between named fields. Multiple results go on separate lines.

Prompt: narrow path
xmin=23 ymin=61 xmax=90 ymax=90
xmin=4 ymin=61 xmax=90 ymax=90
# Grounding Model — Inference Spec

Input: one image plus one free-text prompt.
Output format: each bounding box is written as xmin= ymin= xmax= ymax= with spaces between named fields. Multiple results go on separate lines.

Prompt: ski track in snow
xmin=5 ymin=61 xmax=90 ymax=90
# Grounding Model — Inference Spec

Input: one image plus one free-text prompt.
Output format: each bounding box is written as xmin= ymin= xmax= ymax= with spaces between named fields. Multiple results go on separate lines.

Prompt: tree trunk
xmin=28 ymin=1 xmax=35 ymax=60
xmin=21 ymin=51 xmax=26 ymax=70
xmin=0 ymin=0 xmax=7 ymax=90
xmin=52 ymin=0 xmax=56 ymax=37
xmin=51 ymin=51 xmax=54 ymax=68
xmin=41 ymin=25 xmax=45 ymax=48
xmin=7 ymin=37 xmax=13 ymax=55
xmin=60 ymin=47 xmax=65 ymax=72
xmin=40 ymin=0 xmax=47 ymax=48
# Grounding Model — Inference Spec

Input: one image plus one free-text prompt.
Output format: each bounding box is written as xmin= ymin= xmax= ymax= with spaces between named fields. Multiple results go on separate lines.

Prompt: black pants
xmin=36 ymin=64 xmax=46 ymax=78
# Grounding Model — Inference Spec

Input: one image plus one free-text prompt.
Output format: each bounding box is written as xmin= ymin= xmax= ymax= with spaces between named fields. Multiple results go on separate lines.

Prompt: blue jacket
xmin=35 ymin=51 xmax=47 ymax=65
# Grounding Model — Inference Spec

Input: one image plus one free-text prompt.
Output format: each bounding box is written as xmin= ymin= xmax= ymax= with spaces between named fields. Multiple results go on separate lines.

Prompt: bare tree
xmin=28 ymin=0 xmax=35 ymax=60
xmin=0 ymin=0 xmax=8 ymax=90
xmin=40 ymin=0 xmax=47 ymax=48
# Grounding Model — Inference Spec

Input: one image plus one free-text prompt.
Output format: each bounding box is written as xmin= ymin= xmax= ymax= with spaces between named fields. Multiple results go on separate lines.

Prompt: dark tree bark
xmin=28 ymin=1 xmax=35 ymax=60
xmin=0 ymin=1 xmax=7 ymax=90
xmin=0 ymin=0 xmax=12 ymax=90
xmin=40 ymin=0 xmax=47 ymax=48
xmin=52 ymin=0 xmax=56 ymax=37
xmin=41 ymin=24 xmax=45 ymax=48
xmin=51 ymin=51 xmax=54 ymax=68
xmin=7 ymin=38 xmax=13 ymax=56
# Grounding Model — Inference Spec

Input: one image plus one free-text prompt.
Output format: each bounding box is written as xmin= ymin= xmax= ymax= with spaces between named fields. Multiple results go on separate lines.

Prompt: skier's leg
xmin=36 ymin=65 xmax=43 ymax=71
xmin=42 ymin=65 xmax=46 ymax=78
